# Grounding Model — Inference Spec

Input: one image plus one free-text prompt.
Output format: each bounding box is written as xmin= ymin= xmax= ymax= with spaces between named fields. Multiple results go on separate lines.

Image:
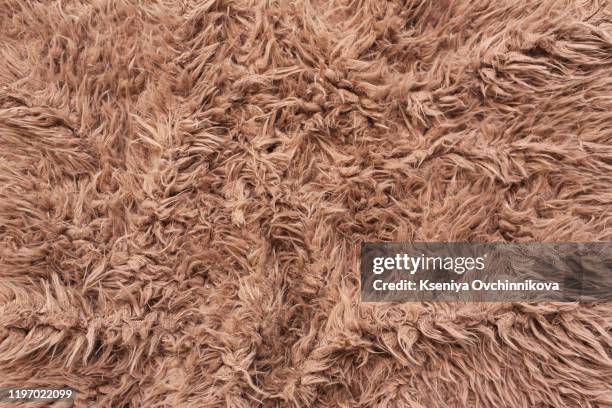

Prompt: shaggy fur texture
xmin=1 ymin=0 xmax=612 ymax=406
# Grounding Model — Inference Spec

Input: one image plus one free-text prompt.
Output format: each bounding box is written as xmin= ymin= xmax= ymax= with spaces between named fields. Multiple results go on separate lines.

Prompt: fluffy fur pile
xmin=1 ymin=0 xmax=611 ymax=406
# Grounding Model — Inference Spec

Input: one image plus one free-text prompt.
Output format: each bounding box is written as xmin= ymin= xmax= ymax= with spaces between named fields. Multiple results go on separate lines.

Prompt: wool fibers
xmin=0 ymin=0 xmax=611 ymax=406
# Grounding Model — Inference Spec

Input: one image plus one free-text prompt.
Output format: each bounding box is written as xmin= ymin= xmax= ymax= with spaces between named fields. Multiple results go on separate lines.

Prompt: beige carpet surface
xmin=1 ymin=0 xmax=611 ymax=406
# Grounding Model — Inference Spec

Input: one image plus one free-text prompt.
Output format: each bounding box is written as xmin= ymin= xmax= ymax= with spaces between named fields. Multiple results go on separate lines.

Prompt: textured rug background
xmin=1 ymin=0 xmax=611 ymax=406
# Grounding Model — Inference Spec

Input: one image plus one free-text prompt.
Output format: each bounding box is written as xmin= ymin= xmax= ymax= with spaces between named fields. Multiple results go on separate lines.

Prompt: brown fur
xmin=1 ymin=0 xmax=611 ymax=406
